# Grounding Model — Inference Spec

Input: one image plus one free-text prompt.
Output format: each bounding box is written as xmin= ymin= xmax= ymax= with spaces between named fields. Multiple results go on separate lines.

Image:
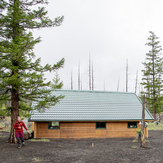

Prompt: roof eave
xmin=28 ymin=119 xmax=154 ymax=122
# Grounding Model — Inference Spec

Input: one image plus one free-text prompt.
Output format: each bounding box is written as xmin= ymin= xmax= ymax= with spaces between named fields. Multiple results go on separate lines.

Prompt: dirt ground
xmin=0 ymin=131 xmax=163 ymax=163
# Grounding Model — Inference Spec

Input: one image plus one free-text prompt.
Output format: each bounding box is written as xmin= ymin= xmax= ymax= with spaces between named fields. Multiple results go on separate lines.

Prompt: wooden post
xmin=141 ymin=95 xmax=145 ymax=148
xmin=34 ymin=122 xmax=37 ymax=138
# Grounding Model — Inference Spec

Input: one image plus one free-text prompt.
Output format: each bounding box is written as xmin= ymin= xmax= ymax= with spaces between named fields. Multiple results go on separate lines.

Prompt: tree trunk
xmin=78 ymin=62 xmax=80 ymax=90
xmin=126 ymin=59 xmax=128 ymax=92
xmin=141 ymin=95 xmax=145 ymax=148
xmin=89 ymin=54 xmax=91 ymax=90
xmin=71 ymin=70 xmax=73 ymax=90
xmin=153 ymin=107 xmax=156 ymax=121
xmin=9 ymin=88 xmax=19 ymax=143
xmin=92 ymin=62 xmax=94 ymax=91
xmin=152 ymin=44 xmax=156 ymax=121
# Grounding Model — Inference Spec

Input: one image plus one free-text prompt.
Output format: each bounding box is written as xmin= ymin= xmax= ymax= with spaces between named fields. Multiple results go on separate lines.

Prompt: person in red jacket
xmin=14 ymin=116 xmax=29 ymax=149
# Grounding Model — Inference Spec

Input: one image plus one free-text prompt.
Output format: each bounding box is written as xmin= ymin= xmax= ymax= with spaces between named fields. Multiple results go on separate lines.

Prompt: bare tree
xmin=135 ymin=70 xmax=138 ymax=94
xmin=126 ymin=59 xmax=128 ymax=92
xmin=81 ymin=76 xmax=82 ymax=90
xmin=89 ymin=55 xmax=91 ymax=90
xmin=92 ymin=62 xmax=94 ymax=90
xmin=78 ymin=61 xmax=80 ymax=90
xmin=117 ymin=76 xmax=120 ymax=92
xmin=71 ymin=70 xmax=73 ymax=90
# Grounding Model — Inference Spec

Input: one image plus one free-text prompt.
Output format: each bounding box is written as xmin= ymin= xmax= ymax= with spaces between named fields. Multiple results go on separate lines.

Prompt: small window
xmin=127 ymin=122 xmax=137 ymax=128
xmin=48 ymin=122 xmax=60 ymax=129
xmin=96 ymin=122 xmax=106 ymax=129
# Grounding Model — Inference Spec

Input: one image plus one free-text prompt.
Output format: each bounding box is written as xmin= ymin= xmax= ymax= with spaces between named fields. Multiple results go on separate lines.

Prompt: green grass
xmin=133 ymin=139 xmax=139 ymax=142
xmin=133 ymin=139 xmax=150 ymax=143
xmin=0 ymin=135 xmax=7 ymax=137
xmin=148 ymin=122 xmax=163 ymax=130
xmin=32 ymin=157 xmax=43 ymax=162
xmin=131 ymin=146 xmax=138 ymax=149
xmin=145 ymin=139 xmax=150 ymax=143
xmin=29 ymin=138 xmax=50 ymax=142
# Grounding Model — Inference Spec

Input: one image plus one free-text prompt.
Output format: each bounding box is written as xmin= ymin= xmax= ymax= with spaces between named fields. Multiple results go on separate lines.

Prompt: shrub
xmin=137 ymin=129 xmax=141 ymax=136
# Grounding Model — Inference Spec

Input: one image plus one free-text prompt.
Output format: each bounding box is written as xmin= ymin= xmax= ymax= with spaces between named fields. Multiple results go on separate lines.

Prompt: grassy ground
xmin=148 ymin=122 xmax=163 ymax=130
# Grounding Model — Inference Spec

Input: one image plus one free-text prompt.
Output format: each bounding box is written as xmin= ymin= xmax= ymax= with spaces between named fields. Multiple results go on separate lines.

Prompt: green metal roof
xmin=28 ymin=90 xmax=154 ymax=122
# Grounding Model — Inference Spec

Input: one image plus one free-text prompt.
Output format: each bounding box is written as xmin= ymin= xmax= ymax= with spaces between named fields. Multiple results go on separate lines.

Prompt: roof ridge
xmin=55 ymin=89 xmax=135 ymax=94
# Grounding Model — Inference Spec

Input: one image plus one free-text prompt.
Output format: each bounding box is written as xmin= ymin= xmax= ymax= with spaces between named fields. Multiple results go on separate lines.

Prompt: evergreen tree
xmin=51 ymin=71 xmax=63 ymax=90
xmin=0 ymin=0 xmax=64 ymax=143
xmin=141 ymin=31 xmax=163 ymax=120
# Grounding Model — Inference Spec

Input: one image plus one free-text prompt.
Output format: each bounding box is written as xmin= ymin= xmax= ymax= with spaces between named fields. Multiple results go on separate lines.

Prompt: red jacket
xmin=14 ymin=121 xmax=28 ymax=133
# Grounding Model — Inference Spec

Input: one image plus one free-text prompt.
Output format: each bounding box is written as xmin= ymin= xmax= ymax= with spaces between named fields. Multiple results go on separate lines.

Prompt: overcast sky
xmin=33 ymin=0 xmax=163 ymax=94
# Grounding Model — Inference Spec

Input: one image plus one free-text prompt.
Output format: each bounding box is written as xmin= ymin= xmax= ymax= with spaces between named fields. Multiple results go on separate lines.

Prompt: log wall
xmin=33 ymin=121 xmax=148 ymax=139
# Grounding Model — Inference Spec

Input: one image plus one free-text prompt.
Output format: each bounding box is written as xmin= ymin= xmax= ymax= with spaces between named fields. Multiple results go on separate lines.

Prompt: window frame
xmin=96 ymin=122 xmax=106 ymax=129
xmin=48 ymin=122 xmax=60 ymax=130
xmin=127 ymin=122 xmax=137 ymax=128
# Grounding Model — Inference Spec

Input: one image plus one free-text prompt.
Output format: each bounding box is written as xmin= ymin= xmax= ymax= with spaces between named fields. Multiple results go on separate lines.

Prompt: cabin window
xmin=48 ymin=122 xmax=60 ymax=129
xmin=96 ymin=122 xmax=106 ymax=129
xmin=127 ymin=122 xmax=137 ymax=128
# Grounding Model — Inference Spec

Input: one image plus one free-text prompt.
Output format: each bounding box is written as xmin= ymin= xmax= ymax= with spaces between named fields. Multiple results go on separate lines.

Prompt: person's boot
xmin=18 ymin=145 xmax=21 ymax=149
xmin=22 ymin=142 xmax=25 ymax=146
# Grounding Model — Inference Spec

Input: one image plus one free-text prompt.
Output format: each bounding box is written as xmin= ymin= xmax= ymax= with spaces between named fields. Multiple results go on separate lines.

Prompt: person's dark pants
xmin=16 ymin=132 xmax=24 ymax=146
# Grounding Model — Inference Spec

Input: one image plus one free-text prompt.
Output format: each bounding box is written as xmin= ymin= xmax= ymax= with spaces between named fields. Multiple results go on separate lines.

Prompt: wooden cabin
xmin=28 ymin=90 xmax=154 ymax=139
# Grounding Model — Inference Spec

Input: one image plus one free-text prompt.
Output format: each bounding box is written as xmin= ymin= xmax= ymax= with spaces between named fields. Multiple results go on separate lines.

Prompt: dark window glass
xmin=48 ymin=122 xmax=60 ymax=129
xmin=96 ymin=122 xmax=106 ymax=129
xmin=127 ymin=122 xmax=137 ymax=128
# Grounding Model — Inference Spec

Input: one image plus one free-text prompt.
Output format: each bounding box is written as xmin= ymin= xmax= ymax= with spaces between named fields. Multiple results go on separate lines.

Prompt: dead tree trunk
xmin=89 ymin=55 xmax=91 ymax=90
xmin=81 ymin=76 xmax=82 ymax=90
xmin=135 ymin=70 xmax=138 ymax=94
xmin=141 ymin=95 xmax=145 ymax=148
xmin=78 ymin=62 xmax=80 ymax=90
xmin=92 ymin=62 xmax=94 ymax=90
xmin=71 ymin=70 xmax=73 ymax=90
xmin=126 ymin=59 xmax=128 ymax=92
xmin=117 ymin=76 xmax=120 ymax=92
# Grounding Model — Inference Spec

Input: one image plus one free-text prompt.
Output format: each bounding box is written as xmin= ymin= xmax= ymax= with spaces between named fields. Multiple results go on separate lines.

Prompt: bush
xmin=137 ymin=129 xmax=141 ymax=136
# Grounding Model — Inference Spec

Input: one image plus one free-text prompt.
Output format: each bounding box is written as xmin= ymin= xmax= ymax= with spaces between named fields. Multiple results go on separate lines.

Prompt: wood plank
xmin=60 ymin=122 xmax=95 ymax=129
xmin=145 ymin=126 xmax=148 ymax=138
xmin=35 ymin=121 xmax=149 ymax=139
xmin=95 ymin=129 xmax=106 ymax=138
xmin=34 ymin=122 xmax=37 ymax=138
